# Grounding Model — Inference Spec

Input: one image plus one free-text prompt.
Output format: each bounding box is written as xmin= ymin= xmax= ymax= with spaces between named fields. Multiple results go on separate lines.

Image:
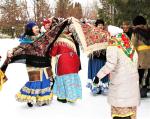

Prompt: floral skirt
xmin=53 ymin=73 xmax=82 ymax=102
xmin=16 ymin=67 xmax=53 ymax=106
xmin=111 ymin=106 xmax=137 ymax=119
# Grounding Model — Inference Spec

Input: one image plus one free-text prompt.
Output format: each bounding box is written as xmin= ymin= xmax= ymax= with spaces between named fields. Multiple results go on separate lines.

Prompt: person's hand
xmin=93 ymin=76 xmax=99 ymax=84
xmin=7 ymin=50 xmax=13 ymax=58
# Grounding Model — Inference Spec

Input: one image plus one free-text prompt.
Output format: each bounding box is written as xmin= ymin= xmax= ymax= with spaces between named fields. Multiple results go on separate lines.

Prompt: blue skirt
xmin=87 ymin=58 xmax=109 ymax=95
xmin=16 ymin=70 xmax=53 ymax=105
xmin=53 ymin=73 xmax=82 ymax=102
xmin=88 ymin=58 xmax=108 ymax=83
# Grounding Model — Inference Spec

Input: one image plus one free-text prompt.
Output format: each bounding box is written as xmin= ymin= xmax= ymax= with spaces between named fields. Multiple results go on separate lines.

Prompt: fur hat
xmin=133 ymin=16 xmax=146 ymax=26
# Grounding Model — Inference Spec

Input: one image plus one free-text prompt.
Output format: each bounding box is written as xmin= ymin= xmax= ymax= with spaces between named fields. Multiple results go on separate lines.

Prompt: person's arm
xmin=96 ymin=46 xmax=118 ymax=80
xmin=131 ymin=33 xmax=138 ymax=48
xmin=49 ymin=45 xmax=58 ymax=78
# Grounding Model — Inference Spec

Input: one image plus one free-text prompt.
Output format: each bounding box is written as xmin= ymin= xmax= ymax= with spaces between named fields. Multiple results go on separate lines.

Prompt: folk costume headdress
xmin=109 ymin=33 xmax=136 ymax=61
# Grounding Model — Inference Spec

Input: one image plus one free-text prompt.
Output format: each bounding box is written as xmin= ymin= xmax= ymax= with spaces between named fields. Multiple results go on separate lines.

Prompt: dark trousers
xmin=138 ymin=69 xmax=150 ymax=87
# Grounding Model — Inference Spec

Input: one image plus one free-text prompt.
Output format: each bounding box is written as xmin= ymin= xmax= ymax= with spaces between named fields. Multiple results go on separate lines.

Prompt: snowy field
xmin=0 ymin=39 xmax=150 ymax=119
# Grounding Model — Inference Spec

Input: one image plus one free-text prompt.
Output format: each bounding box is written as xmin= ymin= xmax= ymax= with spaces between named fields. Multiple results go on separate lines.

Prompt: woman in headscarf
xmin=12 ymin=21 xmax=53 ymax=107
xmin=87 ymin=19 xmax=109 ymax=95
xmin=50 ymin=25 xmax=82 ymax=103
xmin=93 ymin=31 xmax=140 ymax=119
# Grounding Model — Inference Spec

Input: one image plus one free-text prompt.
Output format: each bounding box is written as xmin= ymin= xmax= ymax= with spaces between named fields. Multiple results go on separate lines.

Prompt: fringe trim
xmin=36 ymin=93 xmax=53 ymax=106
xmin=70 ymin=21 xmax=109 ymax=55
xmin=16 ymin=93 xmax=36 ymax=103
xmin=112 ymin=112 xmax=134 ymax=118
xmin=16 ymin=93 xmax=53 ymax=105
xmin=21 ymin=86 xmax=51 ymax=95
xmin=54 ymin=37 xmax=77 ymax=53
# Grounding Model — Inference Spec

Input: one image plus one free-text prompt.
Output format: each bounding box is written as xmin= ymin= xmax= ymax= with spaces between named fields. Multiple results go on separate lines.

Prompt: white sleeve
xmin=51 ymin=56 xmax=56 ymax=78
xmin=97 ymin=46 xmax=118 ymax=79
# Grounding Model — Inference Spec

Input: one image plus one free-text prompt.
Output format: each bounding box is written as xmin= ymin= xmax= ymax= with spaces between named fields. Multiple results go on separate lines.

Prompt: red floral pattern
xmin=109 ymin=33 xmax=135 ymax=61
xmin=82 ymin=23 xmax=110 ymax=47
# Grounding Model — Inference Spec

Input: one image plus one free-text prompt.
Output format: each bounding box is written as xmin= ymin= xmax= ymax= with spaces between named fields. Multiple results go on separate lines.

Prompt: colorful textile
xmin=16 ymin=70 xmax=53 ymax=106
xmin=109 ymin=33 xmax=136 ymax=61
xmin=86 ymin=80 xmax=108 ymax=95
xmin=50 ymin=30 xmax=82 ymax=102
xmin=111 ymin=106 xmax=136 ymax=119
xmin=53 ymin=74 xmax=82 ymax=102
xmin=87 ymin=57 xmax=109 ymax=95
xmin=50 ymin=37 xmax=80 ymax=76
xmin=88 ymin=58 xmax=108 ymax=82
xmin=19 ymin=33 xmax=44 ymax=44
xmin=1 ymin=20 xmax=68 ymax=72
xmin=0 ymin=69 xmax=7 ymax=90
xmin=69 ymin=20 xmax=110 ymax=55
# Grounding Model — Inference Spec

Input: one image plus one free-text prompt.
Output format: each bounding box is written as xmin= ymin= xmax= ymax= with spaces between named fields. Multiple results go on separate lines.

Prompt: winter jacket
xmin=97 ymin=46 xmax=140 ymax=107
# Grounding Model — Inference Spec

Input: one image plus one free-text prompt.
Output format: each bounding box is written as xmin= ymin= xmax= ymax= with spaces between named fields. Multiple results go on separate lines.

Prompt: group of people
xmin=91 ymin=15 xmax=150 ymax=119
xmin=1 ymin=17 xmax=82 ymax=107
xmin=122 ymin=18 xmax=150 ymax=98
xmin=0 ymin=15 xmax=150 ymax=119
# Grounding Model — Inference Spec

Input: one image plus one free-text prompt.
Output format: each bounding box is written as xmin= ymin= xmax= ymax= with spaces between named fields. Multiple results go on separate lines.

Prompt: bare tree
xmin=32 ymin=0 xmax=52 ymax=24
xmin=55 ymin=0 xmax=72 ymax=18
xmin=0 ymin=0 xmax=28 ymax=36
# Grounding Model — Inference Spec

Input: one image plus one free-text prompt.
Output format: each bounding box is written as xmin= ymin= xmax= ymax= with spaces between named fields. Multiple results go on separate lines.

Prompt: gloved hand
xmin=93 ymin=76 xmax=99 ymax=84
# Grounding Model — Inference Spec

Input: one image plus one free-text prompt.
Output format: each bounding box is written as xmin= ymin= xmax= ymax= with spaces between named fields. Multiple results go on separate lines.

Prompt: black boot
xmin=42 ymin=103 xmax=48 ymax=106
xmin=27 ymin=102 xmax=33 ymax=107
xmin=113 ymin=116 xmax=131 ymax=119
xmin=57 ymin=98 xmax=67 ymax=103
xmin=140 ymin=86 xmax=148 ymax=98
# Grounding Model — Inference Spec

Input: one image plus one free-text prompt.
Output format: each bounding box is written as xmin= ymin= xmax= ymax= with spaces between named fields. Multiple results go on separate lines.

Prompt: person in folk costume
xmin=7 ymin=21 xmax=53 ymax=107
xmin=50 ymin=23 xmax=82 ymax=103
xmin=93 ymin=26 xmax=140 ymax=119
xmin=40 ymin=18 xmax=52 ymax=33
xmin=87 ymin=19 xmax=109 ymax=95
xmin=131 ymin=16 xmax=150 ymax=98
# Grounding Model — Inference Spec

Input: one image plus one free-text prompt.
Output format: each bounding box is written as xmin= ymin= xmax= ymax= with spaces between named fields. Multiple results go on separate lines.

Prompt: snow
xmin=0 ymin=39 xmax=150 ymax=119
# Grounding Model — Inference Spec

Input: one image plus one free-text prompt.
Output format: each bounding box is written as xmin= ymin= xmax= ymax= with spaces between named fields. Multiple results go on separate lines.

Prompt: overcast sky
xmin=27 ymin=0 xmax=100 ymax=8
xmin=26 ymin=0 xmax=101 ymax=18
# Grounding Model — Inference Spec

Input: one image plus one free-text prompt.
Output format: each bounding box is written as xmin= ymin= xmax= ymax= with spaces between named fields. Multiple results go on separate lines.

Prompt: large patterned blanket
xmin=0 ymin=19 xmax=69 ymax=72
xmin=69 ymin=18 xmax=110 ymax=55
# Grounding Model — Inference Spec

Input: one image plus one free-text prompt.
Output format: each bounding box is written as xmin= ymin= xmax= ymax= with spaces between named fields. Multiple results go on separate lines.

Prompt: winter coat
xmin=97 ymin=46 xmax=140 ymax=107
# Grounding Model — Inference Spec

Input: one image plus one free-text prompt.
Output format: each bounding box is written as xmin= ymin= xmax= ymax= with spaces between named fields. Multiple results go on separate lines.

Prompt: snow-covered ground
xmin=0 ymin=39 xmax=150 ymax=119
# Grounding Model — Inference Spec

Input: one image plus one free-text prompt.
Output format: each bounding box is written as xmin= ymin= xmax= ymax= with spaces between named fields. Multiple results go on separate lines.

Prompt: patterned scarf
xmin=70 ymin=22 xmax=110 ymax=55
xmin=19 ymin=33 xmax=44 ymax=44
xmin=109 ymin=33 xmax=135 ymax=61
